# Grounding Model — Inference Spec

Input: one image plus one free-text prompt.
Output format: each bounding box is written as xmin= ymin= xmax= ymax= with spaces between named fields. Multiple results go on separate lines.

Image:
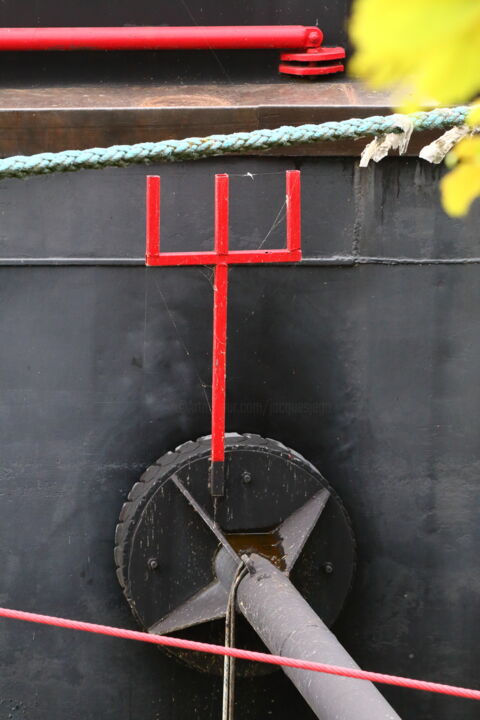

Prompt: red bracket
xmin=146 ymin=171 xmax=302 ymax=496
xmin=279 ymin=46 xmax=345 ymax=77
xmin=0 ymin=26 xmax=344 ymax=78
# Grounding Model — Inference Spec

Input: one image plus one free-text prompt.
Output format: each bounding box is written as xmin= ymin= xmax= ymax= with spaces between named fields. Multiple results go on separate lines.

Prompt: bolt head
xmin=148 ymin=558 xmax=159 ymax=571
xmin=242 ymin=471 xmax=252 ymax=485
xmin=323 ymin=561 xmax=334 ymax=574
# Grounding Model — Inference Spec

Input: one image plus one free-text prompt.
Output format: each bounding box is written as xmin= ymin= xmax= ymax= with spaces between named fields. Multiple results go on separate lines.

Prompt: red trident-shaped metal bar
xmin=146 ymin=170 xmax=302 ymax=496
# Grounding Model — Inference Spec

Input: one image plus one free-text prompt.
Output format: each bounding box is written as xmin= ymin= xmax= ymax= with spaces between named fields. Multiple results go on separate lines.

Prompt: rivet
xmin=242 ymin=471 xmax=252 ymax=485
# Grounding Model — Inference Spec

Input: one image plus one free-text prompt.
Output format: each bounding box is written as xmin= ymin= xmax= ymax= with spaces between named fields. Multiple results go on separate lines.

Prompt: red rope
xmin=0 ymin=606 xmax=478 ymax=701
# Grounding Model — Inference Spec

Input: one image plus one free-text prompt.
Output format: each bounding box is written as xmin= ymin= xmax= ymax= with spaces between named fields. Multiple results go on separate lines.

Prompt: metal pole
xmin=210 ymin=174 xmax=229 ymax=497
xmin=0 ymin=26 xmax=323 ymax=52
xmin=233 ymin=554 xmax=401 ymax=720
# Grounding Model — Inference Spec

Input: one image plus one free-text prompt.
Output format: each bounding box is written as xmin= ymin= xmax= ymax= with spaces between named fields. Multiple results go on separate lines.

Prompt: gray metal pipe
xmin=234 ymin=554 xmax=401 ymax=720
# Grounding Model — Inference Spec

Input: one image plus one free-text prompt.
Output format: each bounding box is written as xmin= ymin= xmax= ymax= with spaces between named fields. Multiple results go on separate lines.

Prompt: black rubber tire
xmin=114 ymin=432 xmax=355 ymax=676
xmin=114 ymin=432 xmax=326 ymax=597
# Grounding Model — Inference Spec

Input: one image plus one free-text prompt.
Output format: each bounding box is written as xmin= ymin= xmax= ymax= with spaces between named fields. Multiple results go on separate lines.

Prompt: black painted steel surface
xmin=0 ymin=156 xmax=479 ymax=720
xmin=0 ymin=0 xmax=349 ymax=29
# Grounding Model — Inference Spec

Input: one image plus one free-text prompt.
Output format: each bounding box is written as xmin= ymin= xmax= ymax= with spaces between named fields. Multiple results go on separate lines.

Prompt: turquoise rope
xmin=0 ymin=106 xmax=469 ymax=179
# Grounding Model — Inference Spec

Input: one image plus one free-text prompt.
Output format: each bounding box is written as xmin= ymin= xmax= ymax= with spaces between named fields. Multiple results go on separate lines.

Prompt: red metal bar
xmin=286 ymin=170 xmax=301 ymax=256
xmin=215 ymin=174 xmax=229 ymax=256
xmin=279 ymin=46 xmax=345 ymax=76
xmin=147 ymin=251 xmax=218 ymax=267
xmin=211 ymin=265 xmax=228 ymax=463
xmin=144 ymin=171 xmax=302 ymax=494
xmin=147 ymin=249 xmax=300 ymax=266
xmin=0 ymin=26 xmax=323 ymax=52
xmin=211 ymin=175 xmax=229 ymax=473
xmin=146 ymin=175 xmax=160 ymax=262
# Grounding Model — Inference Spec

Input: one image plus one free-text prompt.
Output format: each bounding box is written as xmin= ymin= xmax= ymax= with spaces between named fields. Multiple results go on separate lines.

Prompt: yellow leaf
xmin=468 ymin=102 xmax=480 ymax=127
xmin=349 ymin=0 xmax=480 ymax=110
xmin=441 ymin=137 xmax=480 ymax=216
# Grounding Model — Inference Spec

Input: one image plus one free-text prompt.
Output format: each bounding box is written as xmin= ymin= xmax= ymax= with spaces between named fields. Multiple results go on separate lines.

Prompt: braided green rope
xmin=0 ymin=106 xmax=469 ymax=179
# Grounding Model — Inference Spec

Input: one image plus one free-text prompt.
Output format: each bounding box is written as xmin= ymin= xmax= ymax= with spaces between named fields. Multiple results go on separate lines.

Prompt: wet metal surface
xmin=226 ymin=529 xmax=286 ymax=570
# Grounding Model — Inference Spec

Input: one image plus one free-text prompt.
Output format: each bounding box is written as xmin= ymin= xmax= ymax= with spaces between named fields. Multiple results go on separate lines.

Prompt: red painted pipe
xmin=0 ymin=26 xmax=323 ymax=52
